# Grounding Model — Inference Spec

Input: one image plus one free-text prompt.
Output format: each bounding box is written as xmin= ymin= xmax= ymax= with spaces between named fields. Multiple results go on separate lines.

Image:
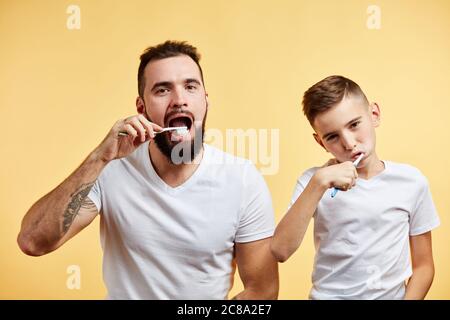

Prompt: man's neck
xmin=148 ymin=141 xmax=204 ymax=188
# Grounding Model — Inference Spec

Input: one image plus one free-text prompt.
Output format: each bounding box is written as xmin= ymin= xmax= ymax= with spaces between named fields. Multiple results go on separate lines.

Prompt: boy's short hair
xmin=137 ymin=40 xmax=204 ymax=97
xmin=302 ymin=75 xmax=369 ymax=125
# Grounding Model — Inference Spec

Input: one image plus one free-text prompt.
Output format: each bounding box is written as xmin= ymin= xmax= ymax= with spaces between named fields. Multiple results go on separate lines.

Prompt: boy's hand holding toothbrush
xmin=313 ymin=154 xmax=363 ymax=196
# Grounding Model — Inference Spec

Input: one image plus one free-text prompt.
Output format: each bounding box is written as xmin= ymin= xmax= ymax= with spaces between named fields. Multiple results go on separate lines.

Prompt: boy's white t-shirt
xmin=88 ymin=142 xmax=275 ymax=299
xmin=290 ymin=161 xmax=440 ymax=300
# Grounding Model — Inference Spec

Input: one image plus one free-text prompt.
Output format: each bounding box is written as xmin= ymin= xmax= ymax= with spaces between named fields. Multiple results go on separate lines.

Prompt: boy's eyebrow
xmin=321 ymin=116 xmax=363 ymax=140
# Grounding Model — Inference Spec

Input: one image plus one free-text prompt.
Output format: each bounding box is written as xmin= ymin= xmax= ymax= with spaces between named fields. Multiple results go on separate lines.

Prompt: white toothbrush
xmin=330 ymin=153 xmax=365 ymax=198
xmin=118 ymin=126 xmax=188 ymax=137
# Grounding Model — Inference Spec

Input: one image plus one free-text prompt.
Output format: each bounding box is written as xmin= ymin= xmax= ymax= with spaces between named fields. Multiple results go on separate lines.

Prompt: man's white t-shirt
xmin=290 ymin=161 xmax=440 ymax=300
xmin=88 ymin=142 xmax=275 ymax=299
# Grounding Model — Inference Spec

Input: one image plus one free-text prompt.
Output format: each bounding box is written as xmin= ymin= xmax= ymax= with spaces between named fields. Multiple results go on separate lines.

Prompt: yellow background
xmin=1 ymin=0 xmax=449 ymax=299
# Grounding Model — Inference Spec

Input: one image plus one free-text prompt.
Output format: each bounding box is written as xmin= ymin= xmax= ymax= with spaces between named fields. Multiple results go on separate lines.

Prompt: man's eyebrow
xmin=151 ymin=81 xmax=173 ymax=91
xmin=185 ymin=78 xmax=201 ymax=85
xmin=151 ymin=79 xmax=201 ymax=91
xmin=321 ymin=116 xmax=363 ymax=140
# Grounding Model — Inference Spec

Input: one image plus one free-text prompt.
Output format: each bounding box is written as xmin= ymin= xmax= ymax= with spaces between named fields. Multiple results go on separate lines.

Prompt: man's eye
xmin=156 ymin=88 xmax=169 ymax=94
xmin=186 ymin=85 xmax=197 ymax=91
xmin=327 ymin=135 xmax=338 ymax=142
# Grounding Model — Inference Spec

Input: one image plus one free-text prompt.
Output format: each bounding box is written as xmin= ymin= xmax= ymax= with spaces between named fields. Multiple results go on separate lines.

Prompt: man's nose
xmin=171 ymin=87 xmax=188 ymax=109
xmin=341 ymin=132 xmax=357 ymax=151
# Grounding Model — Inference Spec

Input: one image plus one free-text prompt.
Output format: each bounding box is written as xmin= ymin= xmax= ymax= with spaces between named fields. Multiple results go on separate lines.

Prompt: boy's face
xmin=312 ymin=95 xmax=380 ymax=167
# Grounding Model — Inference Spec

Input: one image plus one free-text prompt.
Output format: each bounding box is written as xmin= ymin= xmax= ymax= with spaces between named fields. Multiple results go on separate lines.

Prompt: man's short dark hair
xmin=137 ymin=40 xmax=204 ymax=97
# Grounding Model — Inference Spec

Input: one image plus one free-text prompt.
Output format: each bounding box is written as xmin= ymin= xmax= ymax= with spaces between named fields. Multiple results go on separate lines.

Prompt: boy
xmin=271 ymin=75 xmax=440 ymax=299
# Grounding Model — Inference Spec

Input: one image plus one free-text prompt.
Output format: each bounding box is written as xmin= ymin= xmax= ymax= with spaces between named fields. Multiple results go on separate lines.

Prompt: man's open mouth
xmin=166 ymin=114 xmax=193 ymax=130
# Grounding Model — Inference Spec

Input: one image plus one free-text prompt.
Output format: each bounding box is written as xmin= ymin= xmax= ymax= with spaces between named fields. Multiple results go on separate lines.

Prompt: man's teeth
xmin=176 ymin=128 xmax=189 ymax=135
xmin=172 ymin=128 xmax=188 ymax=136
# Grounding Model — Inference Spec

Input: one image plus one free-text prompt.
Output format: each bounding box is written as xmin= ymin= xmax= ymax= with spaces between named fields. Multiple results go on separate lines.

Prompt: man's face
xmin=137 ymin=55 xmax=208 ymax=162
xmin=312 ymin=95 xmax=380 ymax=167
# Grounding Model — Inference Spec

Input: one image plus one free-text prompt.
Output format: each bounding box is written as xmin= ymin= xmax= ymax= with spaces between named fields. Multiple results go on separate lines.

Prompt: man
xmin=18 ymin=41 xmax=278 ymax=299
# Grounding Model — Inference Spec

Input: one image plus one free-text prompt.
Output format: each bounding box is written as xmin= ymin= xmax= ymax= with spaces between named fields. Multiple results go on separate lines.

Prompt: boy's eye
xmin=326 ymin=135 xmax=338 ymax=142
xmin=350 ymin=121 xmax=360 ymax=128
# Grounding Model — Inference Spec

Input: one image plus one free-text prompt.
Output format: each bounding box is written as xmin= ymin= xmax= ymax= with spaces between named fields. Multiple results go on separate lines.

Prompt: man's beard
xmin=154 ymin=110 xmax=207 ymax=165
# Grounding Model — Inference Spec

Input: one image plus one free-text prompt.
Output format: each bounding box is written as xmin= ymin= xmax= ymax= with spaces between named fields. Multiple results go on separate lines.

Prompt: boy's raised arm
xmin=271 ymin=175 xmax=326 ymax=262
xmin=271 ymin=161 xmax=357 ymax=262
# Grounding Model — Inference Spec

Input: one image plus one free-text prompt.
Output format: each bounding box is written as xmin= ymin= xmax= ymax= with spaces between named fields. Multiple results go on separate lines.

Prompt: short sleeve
xmin=235 ymin=163 xmax=275 ymax=243
xmin=87 ymin=179 xmax=102 ymax=213
xmin=409 ymin=176 xmax=440 ymax=236
xmin=288 ymin=168 xmax=317 ymax=210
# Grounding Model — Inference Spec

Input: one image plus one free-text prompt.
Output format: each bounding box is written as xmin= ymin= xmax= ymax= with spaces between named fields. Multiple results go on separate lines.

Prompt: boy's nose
xmin=341 ymin=133 xmax=357 ymax=151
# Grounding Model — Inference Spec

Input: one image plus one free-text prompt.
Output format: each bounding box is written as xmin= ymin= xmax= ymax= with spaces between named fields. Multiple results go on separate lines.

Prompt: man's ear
xmin=205 ymin=93 xmax=209 ymax=109
xmin=370 ymin=102 xmax=381 ymax=127
xmin=136 ymin=96 xmax=145 ymax=114
xmin=313 ymin=133 xmax=328 ymax=152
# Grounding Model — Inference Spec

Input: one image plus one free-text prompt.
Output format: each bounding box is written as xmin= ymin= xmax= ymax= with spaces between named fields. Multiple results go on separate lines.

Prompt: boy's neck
xmin=357 ymin=152 xmax=385 ymax=180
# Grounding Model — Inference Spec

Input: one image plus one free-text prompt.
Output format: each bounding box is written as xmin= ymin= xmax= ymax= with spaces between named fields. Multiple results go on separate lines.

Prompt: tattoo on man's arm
xmin=62 ymin=182 xmax=95 ymax=234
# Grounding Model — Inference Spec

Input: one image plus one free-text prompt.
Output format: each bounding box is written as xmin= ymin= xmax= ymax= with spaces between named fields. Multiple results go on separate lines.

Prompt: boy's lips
xmin=351 ymin=152 xmax=364 ymax=161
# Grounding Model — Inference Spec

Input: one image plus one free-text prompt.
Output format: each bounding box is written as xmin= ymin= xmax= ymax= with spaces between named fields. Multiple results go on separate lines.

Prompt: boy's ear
xmin=313 ymin=133 xmax=328 ymax=152
xmin=370 ymin=102 xmax=381 ymax=127
xmin=136 ymin=96 xmax=145 ymax=114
